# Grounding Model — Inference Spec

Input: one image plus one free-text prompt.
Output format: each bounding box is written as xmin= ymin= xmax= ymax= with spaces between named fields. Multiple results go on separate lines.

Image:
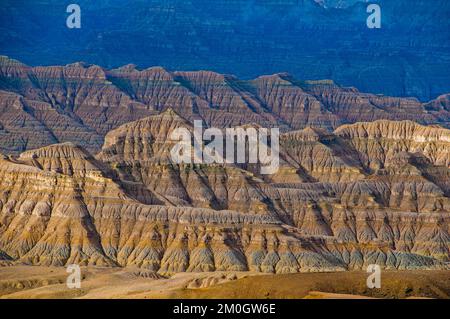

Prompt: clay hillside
xmin=0 ymin=56 xmax=449 ymax=155
xmin=0 ymin=57 xmax=449 ymax=274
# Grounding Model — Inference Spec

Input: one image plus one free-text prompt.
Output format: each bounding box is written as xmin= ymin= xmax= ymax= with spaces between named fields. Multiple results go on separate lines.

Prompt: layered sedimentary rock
xmin=1 ymin=57 xmax=449 ymax=156
xmin=279 ymin=126 xmax=366 ymax=183
xmin=334 ymin=120 xmax=450 ymax=169
xmin=0 ymin=57 xmax=156 ymax=154
xmin=97 ymin=110 xmax=277 ymax=215
xmin=0 ymin=145 xmax=343 ymax=273
xmin=0 ymin=90 xmax=58 ymax=154
xmin=303 ymin=80 xmax=439 ymax=125
xmin=1 ymin=109 xmax=447 ymax=273
xmin=89 ymin=115 xmax=450 ymax=267
xmin=0 ymin=55 xmax=449 ymax=273
xmin=250 ymin=75 xmax=341 ymax=131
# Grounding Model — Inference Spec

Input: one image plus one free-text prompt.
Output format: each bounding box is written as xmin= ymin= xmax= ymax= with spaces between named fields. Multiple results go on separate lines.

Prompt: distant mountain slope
xmin=0 ymin=0 xmax=449 ymax=100
xmin=314 ymin=0 xmax=362 ymax=8
xmin=0 ymin=56 xmax=449 ymax=155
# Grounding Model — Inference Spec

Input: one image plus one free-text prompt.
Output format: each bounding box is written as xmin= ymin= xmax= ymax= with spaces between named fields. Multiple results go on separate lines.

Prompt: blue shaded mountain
xmin=315 ymin=0 xmax=363 ymax=8
xmin=0 ymin=0 xmax=449 ymax=101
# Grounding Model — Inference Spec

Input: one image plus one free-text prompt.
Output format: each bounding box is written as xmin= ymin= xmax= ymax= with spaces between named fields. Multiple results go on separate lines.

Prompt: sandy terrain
xmin=0 ymin=266 xmax=449 ymax=299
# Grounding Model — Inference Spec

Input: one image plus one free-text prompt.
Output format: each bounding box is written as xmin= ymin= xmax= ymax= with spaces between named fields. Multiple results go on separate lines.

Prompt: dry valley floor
xmin=0 ymin=266 xmax=449 ymax=299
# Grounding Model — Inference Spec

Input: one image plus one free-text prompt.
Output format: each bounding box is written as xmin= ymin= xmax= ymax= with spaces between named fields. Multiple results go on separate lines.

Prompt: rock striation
xmin=1 ymin=57 xmax=449 ymax=155
xmin=0 ymin=110 xmax=448 ymax=273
